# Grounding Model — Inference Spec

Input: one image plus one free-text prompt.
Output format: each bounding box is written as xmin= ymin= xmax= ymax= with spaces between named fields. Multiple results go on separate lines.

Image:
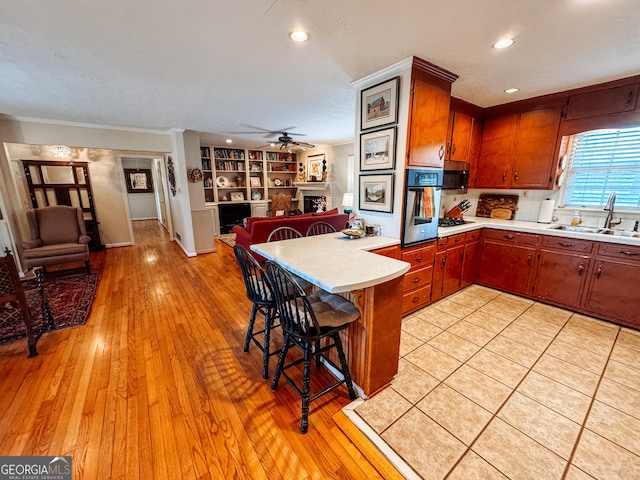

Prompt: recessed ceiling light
xmin=289 ymin=30 xmax=309 ymax=42
xmin=225 ymin=138 xmax=233 ymax=144
xmin=493 ymin=38 xmax=514 ymax=49
xmin=270 ymin=142 xmax=276 ymax=147
xmin=504 ymin=87 xmax=519 ymax=94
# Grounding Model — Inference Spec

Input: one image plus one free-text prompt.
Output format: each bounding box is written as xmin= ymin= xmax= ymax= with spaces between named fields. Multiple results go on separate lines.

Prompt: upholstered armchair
xmin=22 ymin=206 xmax=91 ymax=273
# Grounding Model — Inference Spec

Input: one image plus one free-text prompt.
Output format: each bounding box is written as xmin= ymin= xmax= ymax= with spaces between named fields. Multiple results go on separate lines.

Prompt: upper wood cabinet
xmin=445 ymin=111 xmax=473 ymax=162
xmin=475 ymin=106 xmax=562 ymax=189
xmin=564 ymin=83 xmax=639 ymax=120
xmin=406 ymin=59 xmax=457 ymax=168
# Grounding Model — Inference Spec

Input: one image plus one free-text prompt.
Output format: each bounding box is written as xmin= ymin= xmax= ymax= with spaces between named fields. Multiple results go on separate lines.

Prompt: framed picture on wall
xmin=307 ymin=153 xmax=325 ymax=181
xmin=360 ymin=126 xmax=396 ymax=171
xmin=124 ymin=169 xmax=153 ymax=193
xmin=360 ymin=76 xmax=399 ymax=131
xmin=359 ymin=173 xmax=394 ymax=213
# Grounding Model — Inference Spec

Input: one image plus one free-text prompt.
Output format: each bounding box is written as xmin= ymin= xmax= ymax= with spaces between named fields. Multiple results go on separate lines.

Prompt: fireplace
xmin=295 ymin=182 xmax=335 ymax=214
xmin=304 ymin=195 xmax=327 ymax=213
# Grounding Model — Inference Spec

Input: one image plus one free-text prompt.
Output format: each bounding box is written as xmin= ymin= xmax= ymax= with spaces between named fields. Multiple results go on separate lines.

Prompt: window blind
xmin=564 ymin=127 xmax=640 ymax=209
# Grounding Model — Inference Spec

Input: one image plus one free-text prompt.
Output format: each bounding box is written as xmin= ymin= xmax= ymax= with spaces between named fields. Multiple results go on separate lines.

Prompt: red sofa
xmin=232 ymin=208 xmax=348 ymax=261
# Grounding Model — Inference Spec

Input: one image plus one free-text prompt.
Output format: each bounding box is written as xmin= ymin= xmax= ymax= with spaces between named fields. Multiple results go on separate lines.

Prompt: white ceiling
xmin=1 ymin=0 xmax=639 ymax=148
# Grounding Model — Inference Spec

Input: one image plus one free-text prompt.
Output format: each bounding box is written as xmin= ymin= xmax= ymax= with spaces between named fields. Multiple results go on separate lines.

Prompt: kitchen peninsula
xmin=252 ymin=233 xmax=410 ymax=396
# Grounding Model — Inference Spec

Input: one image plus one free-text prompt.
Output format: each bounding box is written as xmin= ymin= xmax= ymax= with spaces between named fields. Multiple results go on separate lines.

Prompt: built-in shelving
xmin=200 ymin=146 xmax=299 ymax=205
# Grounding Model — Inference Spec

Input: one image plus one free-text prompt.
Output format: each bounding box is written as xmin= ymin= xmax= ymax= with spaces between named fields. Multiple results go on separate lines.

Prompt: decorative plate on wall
xmin=251 ymin=191 xmax=262 ymax=200
xmin=273 ymin=178 xmax=283 ymax=187
xmin=216 ymin=175 xmax=230 ymax=187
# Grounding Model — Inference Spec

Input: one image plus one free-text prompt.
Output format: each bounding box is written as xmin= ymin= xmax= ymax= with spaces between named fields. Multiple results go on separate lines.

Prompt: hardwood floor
xmin=0 ymin=220 xmax=390 ymax=479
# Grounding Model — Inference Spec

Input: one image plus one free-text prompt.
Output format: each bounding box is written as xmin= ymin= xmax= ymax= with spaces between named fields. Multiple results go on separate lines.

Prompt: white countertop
xmin=438 ymin=216 xmax=640 ymax=246
xmin=251 ymin=233 xmax=410 ymax=294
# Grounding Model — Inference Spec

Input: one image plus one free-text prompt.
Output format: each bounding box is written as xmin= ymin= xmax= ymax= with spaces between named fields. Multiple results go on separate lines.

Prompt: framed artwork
xmin=361 ymin=76 xmax=399 ymax=130
xmin=124 ymin=169 xmax=153 ymax=193
xmin=307 ymin=153 xmax=325 ymax=181
xmin=359 ymin=173 xmax=394 ymax=213
xmin=230 ymin=192 xmax=245 ymax=201
xmin=249 ymin=176 xmax=261 ymax=187
xmin=360 ymin=126 xmax=397 ymax=171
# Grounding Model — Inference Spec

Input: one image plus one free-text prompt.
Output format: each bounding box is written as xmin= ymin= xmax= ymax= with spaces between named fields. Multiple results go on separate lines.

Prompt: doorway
xmin=118 ymin=155 xmax=173 ymax=244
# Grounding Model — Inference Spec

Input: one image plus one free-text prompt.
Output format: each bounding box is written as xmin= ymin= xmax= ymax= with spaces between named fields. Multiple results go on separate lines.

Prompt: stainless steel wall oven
xmin=402 ymin=168 xmax=443 ymax=246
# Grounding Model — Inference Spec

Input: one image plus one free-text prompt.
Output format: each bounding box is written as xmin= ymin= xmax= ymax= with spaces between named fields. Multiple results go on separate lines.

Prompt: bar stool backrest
xmin=233 ymin=245 xmax=273 ymax=306
xmin=267 ymin=226 xmax=303 ymax=243
xmin=265 ymin=261 xmax=320 ymax=338
xmin=305 ymin=221 xmax=337 ymax=236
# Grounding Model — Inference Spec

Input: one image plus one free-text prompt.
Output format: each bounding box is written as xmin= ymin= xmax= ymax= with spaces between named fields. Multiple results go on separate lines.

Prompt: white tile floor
xmin=347 ymin=285 xmax=640 ymax=480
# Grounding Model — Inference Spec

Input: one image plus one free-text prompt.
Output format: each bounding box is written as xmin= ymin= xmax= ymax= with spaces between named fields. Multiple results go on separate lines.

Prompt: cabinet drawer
xmin=402 ymin=284 xmax=432 ymax=315
xmin=403 ymin=266 xmax=432 ymax=291
xmin=437 ymin=233 xmax=465 ymax=250
xmin=401 ymin=244 xmax=435 ymax=270
xmin=465 ymin=230 xmax=482 ymax=242
xmin=483 ymin=229 xmax=540 ymax=246
xmin=597 ymin=242 xmax=640 ymax=262
xmin=542 ymin=235 xmax=593 ymax=253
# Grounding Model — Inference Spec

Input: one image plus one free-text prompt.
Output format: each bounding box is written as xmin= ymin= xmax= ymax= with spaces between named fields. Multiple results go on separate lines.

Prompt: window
xmin=563 ymin=126 xmax=640 ymax=210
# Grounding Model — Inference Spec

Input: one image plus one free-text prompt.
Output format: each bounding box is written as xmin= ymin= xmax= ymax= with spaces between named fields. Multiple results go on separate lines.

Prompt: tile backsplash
xmin=442 ymin=189 xmax=640 ymax=230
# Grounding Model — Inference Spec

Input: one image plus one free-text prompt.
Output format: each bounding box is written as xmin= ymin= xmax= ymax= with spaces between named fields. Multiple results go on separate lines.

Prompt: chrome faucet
xmin=603 ymin=192 xmax=622 ymax=230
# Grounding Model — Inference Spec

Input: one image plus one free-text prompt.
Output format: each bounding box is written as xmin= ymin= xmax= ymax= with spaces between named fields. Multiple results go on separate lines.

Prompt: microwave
xmin=442 ymin=160 xmax=470 ymax=193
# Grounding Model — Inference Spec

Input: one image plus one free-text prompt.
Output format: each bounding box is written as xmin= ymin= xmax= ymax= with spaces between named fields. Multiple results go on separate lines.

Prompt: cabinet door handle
xmin=619 ymin=250 xmax=640 ymax=256
xmin=514 ymin=170 xmax=519 ymax=182
xmin=411 ymin=296 xmax=420 ymax=303
xmin=415 ymin=256 xmax=423 ymax=262
xmin=451 ymin=144 xmax=457 ymax=155
xmin=578 ymin=264 xmax=584 ymax=276
xmin=413 ymin=277 xmax=421 ymax=283
xmin=502 ymin=170 xmax=507 ymax=182
xmin=596 ymin=265 xmax=602 ymax=279
xmin=559 ymin=242 xmax=574 ymax=247
xmin=503 ymin=234 xmax=515 ymax=240
xmin=441 ymin=257 xmax=446 ymax=268
xmin=527 ymin=253 xmax=532 ymax=265
xmin=439 ymin=146 xmax=445 ymax=160
xmin=628 ymin=89 xmax=635 ymax=105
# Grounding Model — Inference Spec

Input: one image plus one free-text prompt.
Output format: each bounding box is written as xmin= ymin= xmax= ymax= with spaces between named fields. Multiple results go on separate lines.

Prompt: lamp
xmin=341 ymin=193 xmax=354 ymax=215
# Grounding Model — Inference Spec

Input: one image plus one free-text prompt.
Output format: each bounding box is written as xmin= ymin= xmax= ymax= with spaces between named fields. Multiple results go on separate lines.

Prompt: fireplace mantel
xmin=293 ymin=182 xmax=331 ymax=191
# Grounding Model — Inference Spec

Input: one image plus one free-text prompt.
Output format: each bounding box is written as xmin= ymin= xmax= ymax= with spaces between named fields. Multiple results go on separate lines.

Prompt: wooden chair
xmin=267 ymin=226 xmax=303 ymax=242
xmin=0 ymin=249 xmax=51 ymax=357
xmin=233 ymin=245 xmax=279 ymax=379
xmin=305 ymin=221 xmax=337 ymax=236
xmin=265 ymin=260 xmax=359 ymax=433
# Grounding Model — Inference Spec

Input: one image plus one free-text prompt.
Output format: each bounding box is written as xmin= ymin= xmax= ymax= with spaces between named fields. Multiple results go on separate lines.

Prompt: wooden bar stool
xmin=233 ymin=245 xmax=279 ymax=379
xmin=265 ymin=260 xmax=359 ymax=433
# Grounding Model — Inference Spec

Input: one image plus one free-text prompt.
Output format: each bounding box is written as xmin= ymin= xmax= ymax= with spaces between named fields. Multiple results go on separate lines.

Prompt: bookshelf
xmin=200 ymin=146 xmax=299 ymax=207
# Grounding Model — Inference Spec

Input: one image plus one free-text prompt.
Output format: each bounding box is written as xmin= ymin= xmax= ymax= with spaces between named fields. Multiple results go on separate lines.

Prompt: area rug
xmin=0 ymin=272 xmax=98 ymax=346
xmin=219 ymin=233 xmax=236 ymax=248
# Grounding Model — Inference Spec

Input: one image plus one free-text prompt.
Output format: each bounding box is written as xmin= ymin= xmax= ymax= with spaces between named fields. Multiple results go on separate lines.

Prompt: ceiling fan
xmin=231 ymin=125 xmax=315 ymax=150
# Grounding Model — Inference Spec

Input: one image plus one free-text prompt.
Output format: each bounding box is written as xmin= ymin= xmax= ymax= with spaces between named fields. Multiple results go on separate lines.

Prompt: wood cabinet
xmin=564 ymin=83 xmax=639 ymax=120
xmin=372 ymin=244 xmax=401 ymax=259
xmin=461 ymin=230 xmax=482 ymax=288
xmin=533 ymin=236 xmax=593 ymax=309
xmin=406 ymin=59 xmax=457 ymax=168
xmin=445 ymin=111 xmax=473 ymax=162
xmin=583 ymin=242 xmax=640 ymax=329
xmin=401 ymin=242 xmax=435 ymax=315
xmin=431 ymin=230 xmax=482 ymax=301
xmin=476 ymin=107 xmax=562 ymax=189
xmin=478 ymin=229 xmax=540 ymax=296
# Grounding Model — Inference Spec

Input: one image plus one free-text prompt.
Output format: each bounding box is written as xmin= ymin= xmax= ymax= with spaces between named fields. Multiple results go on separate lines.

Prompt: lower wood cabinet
xmin=400 ymin=242 xmax=435 ymax=315
xmin=532 ymin=236 xmax=593 ymax=309
xmin=582 ymin=242 xmax=640 ymax=329
xmin=478 ymin=229 xmax=540 ymax=296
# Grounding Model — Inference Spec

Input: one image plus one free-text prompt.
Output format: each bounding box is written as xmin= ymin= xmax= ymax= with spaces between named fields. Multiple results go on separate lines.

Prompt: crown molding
xmin=350 ymin=57 xmax=413 ymax=89
xmin=12 ymin=116 xmax=172 ymax=135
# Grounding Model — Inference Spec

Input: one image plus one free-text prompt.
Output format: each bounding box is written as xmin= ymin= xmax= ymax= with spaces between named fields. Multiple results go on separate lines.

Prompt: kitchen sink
xmin=549 ymin=225 xmax=603 ymax=233
xmin=549 ymin=225 xmax=640 ymax=237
